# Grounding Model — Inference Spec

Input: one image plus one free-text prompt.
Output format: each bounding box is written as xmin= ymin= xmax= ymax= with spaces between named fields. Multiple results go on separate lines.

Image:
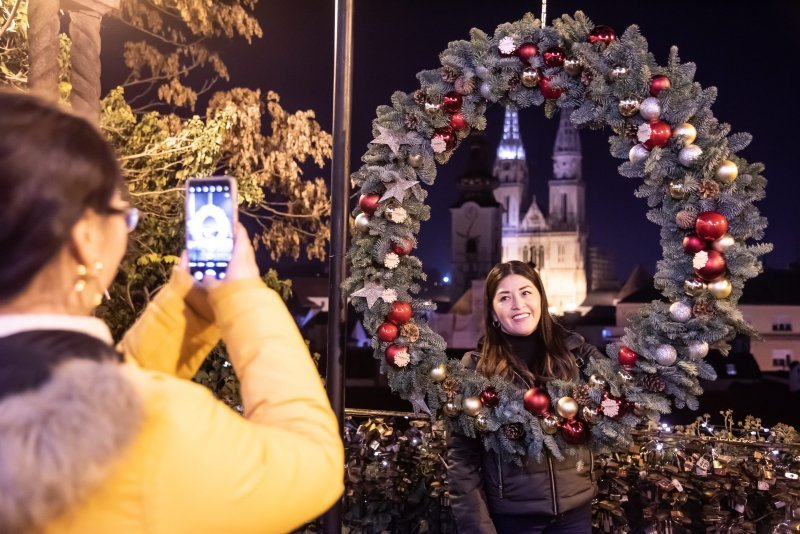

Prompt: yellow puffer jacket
xmin=40 ymin=270 xmax=343 ymax=533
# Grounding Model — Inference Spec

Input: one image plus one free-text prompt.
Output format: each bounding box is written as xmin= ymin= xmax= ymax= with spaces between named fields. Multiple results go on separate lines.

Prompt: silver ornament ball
xmin=617 ymin=368 xmax=634 ymax=385
xmin=521 ymin=67 xmax=541 ymax=88
xmin=475 ymin=65 xmax=491 ymax=80
xmin=429 ymin=363 xmax=447 ymax=382
xmin=564 ymin=58 xmax=582 ymax=76
xmin=639 ymin=97 xmax=661 ymax=121
xmin=618 ymin=97 xmax=640 ymax=117
xmin=610 ymin=66 xmax=628 ymax=80
xmin=541 ymin=415 xmax=561 ymax=435
xmin=479 ymin=82 xmax=492 ymax=99
xmin=629 ymin=144 xmax=650 ymax=163
xmin=462 ymin=396 xmax=483 ymax=417
xmin=678 ymin=144 xmax=703 ymax=167
xmin=354 ymin=213 xmax=370 ymax=232
xmin=424 ymin=101 xmax=441 ymax=114
xmin=474 ymin=413 xmax=490 ymax=432
xmin=687 ymin=340 xmax=710 ymax=359
xmin=588 ymin=374 xmax=607 ymax=389
xmin=582 ymin=405 xmax=602 ymax=424
xmin=654 ymin=344 xmax=678 ymax=366
xmin=669 ymin=301 xmax=693 ymax=323
xmin=442 ymin=401 xmax=460 ymax=417
xmin=684 ymin=278 xmax=707 ymax=297
xmin=669 ymin=181 xmax=687 ymax=200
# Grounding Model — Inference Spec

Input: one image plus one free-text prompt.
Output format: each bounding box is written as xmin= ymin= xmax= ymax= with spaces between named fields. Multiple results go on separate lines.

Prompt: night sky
xmin=103 ymin=1 xmax=800 ymax=283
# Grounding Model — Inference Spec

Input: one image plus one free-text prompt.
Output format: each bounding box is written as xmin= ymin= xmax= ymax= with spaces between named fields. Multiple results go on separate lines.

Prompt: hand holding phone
xmin=186 ymin=176 xmax=237 ymax=281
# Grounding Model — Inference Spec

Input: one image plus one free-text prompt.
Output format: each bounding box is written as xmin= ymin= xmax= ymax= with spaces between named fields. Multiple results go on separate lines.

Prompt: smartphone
xmin=185 ymin=176 xmax=237 ymax=281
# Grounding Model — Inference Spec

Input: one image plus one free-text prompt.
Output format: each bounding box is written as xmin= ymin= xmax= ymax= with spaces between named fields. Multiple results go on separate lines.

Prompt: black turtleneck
xmin=499 ymin=330 xmax=541 ymax=371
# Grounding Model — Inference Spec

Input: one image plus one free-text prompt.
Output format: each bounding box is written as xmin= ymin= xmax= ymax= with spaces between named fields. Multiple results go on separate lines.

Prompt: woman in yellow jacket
xmin=0 ymin=90 xmax=343 ymax=533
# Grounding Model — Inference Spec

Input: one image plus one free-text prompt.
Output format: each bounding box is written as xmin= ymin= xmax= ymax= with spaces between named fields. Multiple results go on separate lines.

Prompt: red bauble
xmin=480 ymin=386 xmax=500 ymax=408
xmin=387 ymin=301 xmax=413 ymax=325
xmin=561 ymin=419 xmax=588 ymax=444
xmin=377 ymin=322 xmax=399 ymax=342
xmin=543 ymin=47 xmax=566 ymax=68
xmin=523 ymin=387 xmax=551 ymax=417
xmin=694 ymin=250 xmax=727 ymax=282
xmin=642 ymin=120 xmax=672 ymax=149
xmin=618 ymin=346 xmax=638 ymax=368
xmin=449 ymin=112 xmax=469 ymax=131
xmin=650 ymin=75 xmax=671 ymax=97
xmin=682 ymin=234 xmax=706 ymax=254
xmin=433 ymin=127 xmax=456 ymax=150
xmin=588 ymin=25 xmax=617 ymax=46
xmin=695 ymin=211 xmax=729 ymax=241
xmin=517 ymin=42 xmax=539 ymax=63
xmin=358 ymin=193 xmax=380 ymax=216
xmin=539 ymin=76 xmax=565 ymax=99
xmin=385 ymin=344 xmax=409 ymax=367
xmin=391 ymin=238 xmax=413 ymax=256
xmin=442 ymin=91 xmax=463 ymax=113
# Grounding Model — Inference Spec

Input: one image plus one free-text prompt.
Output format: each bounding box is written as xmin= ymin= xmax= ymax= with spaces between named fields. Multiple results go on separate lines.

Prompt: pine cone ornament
xmin=676 ymin=209 xmax=698 ymax=229
xmin=400 ymin=321 xmax=420 ymax=343
xmin=441 ymin=65 xmax=460 ymax=83
xmin=699 ymin=179 xmax=720 ymax=199
xmin=693 ymin=301 xmax=715 ymax=318
xmin=442 ymin=377 xmax=461 ymax=398
xmin=404 ymin=113 xmax=418 ymax=131
xmin=413 ymin=89 xmax=427 ymax=105
xmin=572 ymin=384 xmax=592 ymax=406
xmin=642 ymin=373 xmax=667 ymax=393
xmin=581 ymin=69 xmax=594 ymax=87
xmin=503 ymin=423 xmax=524 ymax=440
xmin=507 ymin=73 xmax=521 ymax=90
xmin=455 ymin=76 xmax=475 ymax=95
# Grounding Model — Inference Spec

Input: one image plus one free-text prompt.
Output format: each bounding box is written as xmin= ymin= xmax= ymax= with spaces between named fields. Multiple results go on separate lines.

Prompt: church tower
xmin=549 ymin=108 xmax=585 ymax=227
xmin=450 ymin=133 xmax=502 ymax=297
xmin=493 ymin=108 xmax=528 ymax=230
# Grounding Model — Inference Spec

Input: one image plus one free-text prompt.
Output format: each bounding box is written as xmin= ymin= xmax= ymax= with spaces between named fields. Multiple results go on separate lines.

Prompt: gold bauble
xmin=711 ymin=233 xmax=735 ymax=253
xmin=669 ymin=181 xmax=687 ymax=200
xmin=617 ymin=368 xmax=634 ymax=385
xmin=564 ymin=58 xmax=582 ymax=76
xmin=462 ymin=396 xmax=483 ymax=416
xmin=407 ymin=153 xmax=423 ymax=169
xmin=442 ymin=401 xmax=460 ymax=417
xmin=707 ymin=278 xmax=732 ymax=299
xmin=474 ymin=413 xmax=490 ymax=432
xmin=618 ymin=97 xmax=640 ymax=117
xmin=541 ymin=414 xmax=561 ymax=435
xmin=588 ymin=374 xmax=607 ymax=389
xmin=610 ymin=66 xmax=628 ymax=80
xmin=429 ymin=363 xmax=447 ymax=383
xmin=715 ymin=160 xmax=739 ymax=184
xmin=684 ymin=278 xmax=707 ymax=297
xmin=671 ymin=123 xmax=697 ymax=146
xmin=354 ymin=213 xmax=370 ymax=232
xmin=520 ymin=67 xmax=541 ymax=88
xmin=582 ymin=405 xmax=602 ymax=424
xmin=556 ymin=396 xmax=579 ymax=419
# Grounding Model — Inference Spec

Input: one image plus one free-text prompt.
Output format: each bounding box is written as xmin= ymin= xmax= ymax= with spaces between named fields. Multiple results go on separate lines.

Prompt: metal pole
xmin=322 ymin=0 xmax=353 ymax=532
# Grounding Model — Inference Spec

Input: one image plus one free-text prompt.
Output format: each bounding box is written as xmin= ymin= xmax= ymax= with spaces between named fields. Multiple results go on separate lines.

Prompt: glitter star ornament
xmin=371 ymin=124 xmax=423 ymax=157
xmin=380 ymin=177 xmax=419 ymax=203
xmin=408 ymin=391 xmax=431 ymax=415
xmin=351 ymin=282 xmax=388 ymax=309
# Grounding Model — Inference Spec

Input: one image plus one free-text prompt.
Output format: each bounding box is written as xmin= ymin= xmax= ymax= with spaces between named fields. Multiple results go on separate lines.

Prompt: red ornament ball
xmin=387 ymin=301 xmax=413 ymax=325
xmin=385 ymin=344 xmax=409 ymax=367
xmin=523 ymin=387 xmax=552 ymax=417
xmin=433 ymin=126 xmax=456 ymax=150
xmin=695 ymin=211 xmax=729 ymax=241
xmin=650 ymin=75 xmax=671 ymax=97
xmin=642 ymin=120 xmax=672 ymax=149
xmin=561 ymin=419 xmax=588 ymax=444
xmin=694 ymin=250 xmax=727 ymax=282
xmin=480 ymin=386 xmax=500 ymax=408
xmin=358 ymin=193 xmax=380 ymax=216
xmin=449 ymin=112 xmax=468 ymax=131
xmin=588 ymin=25 xmax=617 ymax=46
xmin=539 ymin=76 xmax=565 ymax=100
xmin=618 ymin=346 xmax=638 ymax=368
xmin=517 ymin=42 xmax=539 ymax=63
xmin=442 ymin=91 xmax=463 ymax=113
xmin=682 ymin=234 xmax=706 ymax=254
xmin=390 ymin=238 xmax=413 ymax=256
xmin=543 ymin=47 xmax=566 ymax=68
xmin=377 ymin=322 xmax=399 ymax=342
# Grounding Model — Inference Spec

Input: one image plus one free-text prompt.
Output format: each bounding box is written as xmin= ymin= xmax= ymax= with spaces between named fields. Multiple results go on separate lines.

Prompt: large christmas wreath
xmin=342 ymin=11 xmax=771 ymax=463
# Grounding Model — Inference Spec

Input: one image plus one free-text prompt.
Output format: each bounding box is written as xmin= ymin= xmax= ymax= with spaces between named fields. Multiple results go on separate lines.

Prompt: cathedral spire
xmin=552 ymin=108 xmax=582 ymax=180
xmin=496 ymin=107 xmax=526 ymax=162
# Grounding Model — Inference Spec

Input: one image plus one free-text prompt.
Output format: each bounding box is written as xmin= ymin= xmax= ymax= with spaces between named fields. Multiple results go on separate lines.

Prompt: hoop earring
xmin=75 ymin=261 xmax=105 ymax=308
xmin=492 ymin=320 xmax=500 ymax=328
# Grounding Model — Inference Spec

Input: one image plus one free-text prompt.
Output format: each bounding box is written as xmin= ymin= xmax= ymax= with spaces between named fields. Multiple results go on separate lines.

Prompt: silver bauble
xmin=582 ymin=405 xmax=602 ymax=424
xmin=407 ymin=153 xmax=423 ymax=169
xmin=564 ymin=57 xmax=582 ymax=76
xmin=678 ymin=144 xmax=703 ymax=167
xmin=354 ymin=213 xmax=370 ymax=232
xmin=639 ymin=97 xmax=661 ymax=121
xmin=629 ymin=143 xmax=650 ymax=163
xmin=715 ymin=160 xmax=738 ymax=184
xmin=711 ymin=233 xmax=735 ymax=253
xmin=687 ymin=340 xmax=710 ymax=359
xmin=429 ymin=363 xmax=447 ymax=382
xmin=610 ymin=66 xmax=628 ymax=80
xmin=684 ymin=278 xmax=707 ymax=297
xmin=617 ymin=368 xmax=634 ymax=386
xmin=475 ymin=65 xmax=491 ymax=80
xmin=480 ymin=82 xmax=492 ymax=99
xmin=424 ymin=101 xmax=441 ymax=114
xmin=520 ymin=67 xmax=541 ymax=88
xmin=442 ymin=401 xmax=460 ymax=417
xmin=540 ymin=415 xmax=561 ymax=435
xmin=462 ymin=396 xmax=483 ymax=417
xmin=474 ymin=413 xmax=490 ymax=432
xmin=669 ymin=301 xmax=693 ymax=323
xmin=654 ymin=344 xmax=678 ymax=366
xmin=618 ymin=97 xmax=640 ymax=117
xmin=669 ymin=181 xmax=687 ymax=199
xmin=588 ymin=374 xmax=607 ymax=389
xmin=672 ymin=123 xmax=697 ymax=146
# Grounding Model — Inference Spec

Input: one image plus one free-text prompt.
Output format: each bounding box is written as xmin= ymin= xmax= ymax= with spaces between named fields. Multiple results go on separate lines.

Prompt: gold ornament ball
xmin=671 ymin=123 xmax=697 ymax=146
xmin=442 ymin=401 xmax=460 ymax=417
xmin=708 ymin=278 xmax=732 ymax=299
xmin=424 ymin=101 xmax=441 ymax=114
xmin=684 ymin=278 xmax=707 ymax=297
xmin=556 ymin=396 xmax=579 ymax=419
xmin=610 ymin=66 xmax=628 ymax=80
xmin=521 ymin=67 xmax=541 ymax=88
xmin=564 ymin=58 xmax=582 ymax=76
xmin=474 ymin=413 xmax=490 ymax=432
xmin=669 ymin=181 xmax=687 ymax=200
xmin=618 ymin=97 xmax=640 ymax=117
xmin=408 ymin=153 xmax=423 ymax=169
xmin=582 ymin=405 xmax=602 ymax=424
xmin=540 ymin=415 xmax=561 ymax=435
xmin=715 ymin=160 xmax=739 ymax=184
xmin=354 ymin=213 xmax=370 ymax=232
xmin=588 ymin=374 xmax=607 ymax=389
xmin=462 ymin=396 xmax=483 ymax=417
xmin=429 ymin=363 xmax=447 ymax=382
xmin=617 ymin=368 xmax=634 ymax=385
xmin=711 ymin=233 xmax=735 ymax=253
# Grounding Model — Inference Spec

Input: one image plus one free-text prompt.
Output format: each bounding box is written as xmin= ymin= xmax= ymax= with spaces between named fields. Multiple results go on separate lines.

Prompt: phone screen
xmin=186 ymin=177 xmax=236 ymax=280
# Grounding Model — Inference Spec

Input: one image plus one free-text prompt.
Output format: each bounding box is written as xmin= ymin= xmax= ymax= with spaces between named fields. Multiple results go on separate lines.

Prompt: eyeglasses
xmin=105 ymin=205 xmax=140 ymax=233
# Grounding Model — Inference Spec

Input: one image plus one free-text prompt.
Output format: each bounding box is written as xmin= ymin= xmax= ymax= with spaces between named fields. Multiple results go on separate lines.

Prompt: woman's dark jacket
xmin=446 ymin=332 xmax=601 ymax=533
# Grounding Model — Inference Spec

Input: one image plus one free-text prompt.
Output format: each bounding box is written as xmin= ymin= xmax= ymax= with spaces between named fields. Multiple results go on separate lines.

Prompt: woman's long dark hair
xmin=477 ymin=261 xmax=577 ymax=382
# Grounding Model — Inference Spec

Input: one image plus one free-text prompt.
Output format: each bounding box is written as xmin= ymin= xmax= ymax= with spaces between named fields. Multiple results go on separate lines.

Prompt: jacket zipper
xmin=589 ymin=450 xmax=595 ymax=482
xmin=496 ymin=455 xmax=504 ymax=498
xmin=547 ymin=455 xmax=559 ymax=516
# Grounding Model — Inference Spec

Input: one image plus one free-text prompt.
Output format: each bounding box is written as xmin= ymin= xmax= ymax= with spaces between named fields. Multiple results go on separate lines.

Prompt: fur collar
xmin=0 ymin=359 xmax=143 ymax=533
